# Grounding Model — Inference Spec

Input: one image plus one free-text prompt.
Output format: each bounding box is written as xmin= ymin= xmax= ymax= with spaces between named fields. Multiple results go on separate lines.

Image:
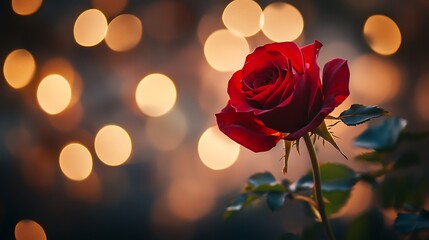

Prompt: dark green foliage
xmin=354 ymin=117 xmax=407 ymax=150
xmin=378 ymin=174 xmax=425 ymax=211
xmin=395 ymin=210 xmax=429 ymax=234
xmin=338 ymin=104 xmax=387 ymax=126
xmin=346 ymin=209 xmax=385 ymax=240
xmin=355 ymin=151 xmax=385 ymax=163
xmin=267 ymin=192 xmax=287 ymax=211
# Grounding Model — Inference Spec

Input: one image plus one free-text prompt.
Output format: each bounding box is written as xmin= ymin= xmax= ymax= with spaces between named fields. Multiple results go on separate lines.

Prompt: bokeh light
xmin=14 ymin=219 xmax=47 ymax=240
xmin=167 ymin=179 xmax=216 ymax=221
xmin=105 ymin=14 xmax=142 ymax=52
xmin=135 ymin=73 xmax=177 ymax=117
xmin=260 ymin=2 xmax=304 ymax=42
xmin=40 ymin=58 xmax=82 ymax=107
xmin=198 ymin=126 xmax=240 ymax=170
xmin=3 ymin=49 xmax=36 ymax=89
xmin=12 ymin=0 xmax=43 ymax=16
xmin=414 ymin=74 xmax=429 ymax=121
xmin=73 ymin=9 xmax=108 ymax=47
xmin=37 ymin=74 xmax=72 ymax=115
xmin=145 ymin=109 xmax=187 ymax=151
xmin=222 ymin=0 xmax=262 ymax=37
xmin=91 ymin=0 xmax=128 ymax=17
xmin=94 ymin=125 xmax=132 ymax=166
xmin=350 ymin=54 xmax=402 ymax=104
xmin=204 ymin=29 xmax=249 ymax=72
xmin=363 ymin=15 xmax=402 ymax=56
xmin=59 ymin=143 xmax=93 ymax=181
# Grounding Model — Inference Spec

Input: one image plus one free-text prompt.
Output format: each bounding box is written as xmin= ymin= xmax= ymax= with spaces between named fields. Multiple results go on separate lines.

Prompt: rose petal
xmin=264 ymin=42 xmax=304 ymax=73
xmin=285 ymin=109 xmax=329 ymax=140
xmin=301 ymin=41 xmax=324 ymax=119
xmin=216 ymin=102 xmax=282 ymax=152
xmin=227 ymin=70 xmax=255 ymax=112
xmin=322 ymin=58 xmax=350 ymax=109
xmin=301 ymin=40 xmax=323 ymax=74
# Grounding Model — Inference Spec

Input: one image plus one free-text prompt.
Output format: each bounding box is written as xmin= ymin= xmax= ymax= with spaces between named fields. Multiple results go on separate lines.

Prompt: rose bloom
xmin=215 ymin=41 xmax=350 ymax=152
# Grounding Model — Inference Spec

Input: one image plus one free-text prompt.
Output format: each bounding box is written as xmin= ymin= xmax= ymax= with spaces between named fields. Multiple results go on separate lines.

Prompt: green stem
xmin=303 ymin=133 xmax=336 ymax=240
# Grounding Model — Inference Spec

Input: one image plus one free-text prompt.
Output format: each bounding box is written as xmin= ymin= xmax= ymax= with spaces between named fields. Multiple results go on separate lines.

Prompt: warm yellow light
xmin=37 ymin=74 xmax=72 ymax=115
xmin=363 ymin=15 xmax=401 ymax=56
xmin=91 ymin=0 xmax=128 ymax=17
xmin=40 ymin=58 xmax=82 ymax=107
xmin=204 ymin=29 xmax=249 ymax=72
xmin=15 ymin=220 xmax=47 ymax=240
xmin=73 ymin=9 xmax=108 ymax=47
xmin=3 ymin=49 xmax=36 ymax=89
xmin=351 ymin=54 xmax=401 ymax=104
xmin=222 ymin=0 xmax=262 ymax=37
xmin=59 ymin=143 xmax=93 ymax=181
xmin=145 ymin=109 xmax=187 ymax=151
xmin=261 ymin=2 xmax=304 ymax=42
xmin=12 ymin=0 xmax=42 ymax=16
xmin=135 ymin=73 xmax=177 ymax=117
xmin=198 ymin=126 xmax=240 ymax=170
xmin=94 ymin=125 xmax=132 ymax=166
xmin=105 ymin=14 xmax=142 ymax=52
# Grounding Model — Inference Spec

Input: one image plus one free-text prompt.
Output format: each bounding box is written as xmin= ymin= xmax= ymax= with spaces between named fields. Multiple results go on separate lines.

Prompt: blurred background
xmin=1 ymin=0 xmax=429 ymax=239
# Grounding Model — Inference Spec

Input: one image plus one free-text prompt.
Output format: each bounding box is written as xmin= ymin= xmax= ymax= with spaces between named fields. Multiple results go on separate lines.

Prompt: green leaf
xmin=278 ymin=232 xmax=301 ymax=240
xmin=346 ymin=209 xmax=385 ymax=240
xmin=338 ymin=104 xmax=388 ymax=126
xmin=378 ymin=174 xmax=425 ymax=210
xmin=253 ymin=183 xmax=286 ymax=193
xmin=354 ymin=117 xmax=407 ymax=151
xmin=248 ymin=172 xmax=276 ymax=189
xmin=293 ymin=163 xmax=358 ymax=192
xmin=267 ymin=191 xmax=286 ymax=211
xmin=283 ymin=140 xmax=293 ymax=174
xmin=355 ymin=151 xmax=385 ymax=163
xmin=393 ymin=151 xmax=420 ymax=170
xmin=224 ymin=193 xmax=261 ymax=219
xmin=292 ymin=163 xmax=358 ymax=216
xmin=395 ymin=210 xmax=429 ymax=234
xmin=313 ymin=121 xmax=347 ymax=159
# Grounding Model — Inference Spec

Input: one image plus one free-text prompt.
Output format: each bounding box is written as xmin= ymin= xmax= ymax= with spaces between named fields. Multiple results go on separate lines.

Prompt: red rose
xmin=215 ymin=41 xmax=350 ymax=152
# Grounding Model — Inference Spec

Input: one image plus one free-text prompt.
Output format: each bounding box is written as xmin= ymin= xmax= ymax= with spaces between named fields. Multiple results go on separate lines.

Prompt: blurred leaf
xmin=354 ymin=117 xmax=407 ymax=151
xmin=395 ymin=210 xmax=429 ymax=234
xmin=323 ymin=191 xmax=351 ymax=215
xmin=355 ymin=151 xmax=385 ymax=163
xmin=346 ymin=209 xmax=385 ymax=240
xmin=294 ymin=163 xmax=358 ymax=192
xmin=224 ymin=193 xmax=261 ymax=219
xmin=393 ymin=151 xmax=420 ymax=170
xmin=313 ymin=121 xmax=347 ymax=159
xmin=278 ymin=232 xmax=301 ymax=240
xmin=253 ymin=183 xmax=286 ymax=193
xmin=293 ymin=163 xmax=358 ymax=216
xmin=338 ymin=104 xmax=388 ymax=126
xmin=378 ymin=174 xmax=425 ymax=210
xmin=283 ymin=140 xmax=293 ymax=174
xmin=248 ymin=172 xmax=276 ymax=189
xmin=267 ymin=191 xmax=286 ymax=211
